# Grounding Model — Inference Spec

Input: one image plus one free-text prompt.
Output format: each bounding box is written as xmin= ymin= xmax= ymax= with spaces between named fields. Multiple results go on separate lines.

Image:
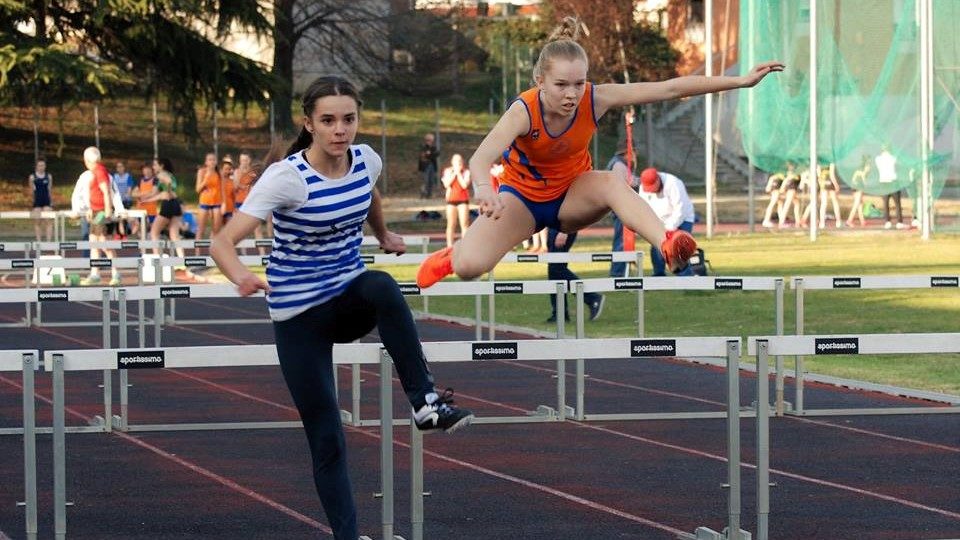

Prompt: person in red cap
xmin=638 ymin=167 xmax=696 ymax=276
xmin=415 ymin=15 xmax=783 ymax=288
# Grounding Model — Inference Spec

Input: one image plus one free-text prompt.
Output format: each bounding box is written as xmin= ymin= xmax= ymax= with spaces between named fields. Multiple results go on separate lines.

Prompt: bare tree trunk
xmin=272 ymin=0 xmax=296 ymax=136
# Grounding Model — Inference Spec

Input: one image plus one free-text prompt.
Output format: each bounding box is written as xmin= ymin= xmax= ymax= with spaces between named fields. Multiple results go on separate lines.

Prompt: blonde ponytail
xmin=548 ymin=16 xmax=583 ymax=42
xmin=533 ymin=16 xmax=589 ymax=81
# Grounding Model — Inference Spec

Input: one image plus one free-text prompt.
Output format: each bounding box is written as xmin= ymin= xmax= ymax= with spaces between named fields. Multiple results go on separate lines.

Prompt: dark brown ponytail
xmin=285 ymin=76 xmax=363 ymax=157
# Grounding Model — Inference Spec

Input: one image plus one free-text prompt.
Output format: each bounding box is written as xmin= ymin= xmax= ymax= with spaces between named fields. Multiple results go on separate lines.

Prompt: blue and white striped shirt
xmin=239 ymin=144 xmax=382 ymax=321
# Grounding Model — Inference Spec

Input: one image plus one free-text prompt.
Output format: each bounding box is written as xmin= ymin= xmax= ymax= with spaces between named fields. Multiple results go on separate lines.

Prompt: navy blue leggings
xmin=272 ymin=270 xmax=434 ymax=539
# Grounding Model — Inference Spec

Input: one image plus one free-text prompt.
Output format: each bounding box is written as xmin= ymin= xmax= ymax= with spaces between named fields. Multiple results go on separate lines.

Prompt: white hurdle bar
xmin=748 ymin=333 xmax=960 ymax=540
xmin=749 ymin=332 xmax=960 ymax=417
xmin=791 ymin=275 xmax=960 ymax=413
xmin=569 ymin=276 xmax=785 ymax=421
xmin=0 ymin=240 xmax=33 ymax=257
xmin=0 ymin=350 xmax=39 ymax=540
xmin=45 ymin=336 xmax=745 ymax=540
xmin=111 ymin=281 xmax=566 ymax=430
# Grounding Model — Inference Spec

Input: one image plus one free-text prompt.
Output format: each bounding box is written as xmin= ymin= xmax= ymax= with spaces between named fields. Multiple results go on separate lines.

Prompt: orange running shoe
xmin=660 ymin=230 xmax=697 ymax=273
xmin=416 ymin=246 xmax=454 ymax=288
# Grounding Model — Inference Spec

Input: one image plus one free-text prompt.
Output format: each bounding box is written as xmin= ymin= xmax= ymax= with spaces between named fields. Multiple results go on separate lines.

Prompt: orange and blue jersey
xmin=199 ymin=171 xmax=222 ymax=206
xmin=499 ymin=83 xmax=598 ymax=202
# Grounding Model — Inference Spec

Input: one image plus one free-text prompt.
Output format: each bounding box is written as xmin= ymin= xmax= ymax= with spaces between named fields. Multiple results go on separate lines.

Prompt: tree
xmin=0 ymin=1 xmax=279 ymax=147
xmin=271 ymin=0 xmax=394 ymax=135
xmin=544 ymin=0 xmax=678 ymax=84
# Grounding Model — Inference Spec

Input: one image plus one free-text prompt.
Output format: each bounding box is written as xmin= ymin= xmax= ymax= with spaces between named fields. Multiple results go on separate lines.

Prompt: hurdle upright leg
xmin=53 ymin=354 xmax=67 ymax=540
xmin=22 ymin=352 xmax=38 ymax=540
xmin=756 ymin=341 xmax=771 ymax=540
xmin=101 ymin=289 xmax=112 ymax=432
xmin=725 ymin=339 xmax=743 ymax=539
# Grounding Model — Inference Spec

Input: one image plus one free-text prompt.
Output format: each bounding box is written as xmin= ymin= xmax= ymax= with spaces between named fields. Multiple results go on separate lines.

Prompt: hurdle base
xmin=678 ymin=527 xmax=752 ymax=540
xmin=359 ymin=536 xmax=406 ymax=540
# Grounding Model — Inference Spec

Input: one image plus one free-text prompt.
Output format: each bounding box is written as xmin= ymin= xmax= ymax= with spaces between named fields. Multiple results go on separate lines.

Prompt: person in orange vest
xmin=416 ymin=16 xmax=783 ymax=288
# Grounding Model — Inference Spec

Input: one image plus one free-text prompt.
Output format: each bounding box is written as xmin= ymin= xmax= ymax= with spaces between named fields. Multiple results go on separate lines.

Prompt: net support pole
xmin=808 ymin=0 xmax=819 ymax=242
xmin=705 ymin=0 xmax=715 ymax=239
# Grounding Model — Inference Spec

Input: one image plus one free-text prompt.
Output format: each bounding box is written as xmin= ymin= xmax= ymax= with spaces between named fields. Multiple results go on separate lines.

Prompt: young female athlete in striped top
xmin=418 ymin=17 xmax=784 ymax=287
xmin=211 ymin=76 xmax=473 ymax=540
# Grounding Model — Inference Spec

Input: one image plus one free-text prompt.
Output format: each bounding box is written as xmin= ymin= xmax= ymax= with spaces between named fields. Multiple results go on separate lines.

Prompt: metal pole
xmin=22 ymin=353 xmax=38 ymax=540
xmin=556 ymin=284 xmax=566 ymax=421
xmin=502 ymin=34 xmax=509 ymax=109
xmin=774 ymin=279 xmax=785 ymax=416
xmin=575 ymin=282 xmax=585 ymax=420
xmin=32 ymin=106 xmax=40 ymax=164
xmin=213 ymin=101 xmax=219 ymax=159
xmin=94 ymin=104 xmax=100 ymax=148
xmin=410 ymin=416 xmax=424 ymax=540
xmin=379 ymin=350 xmax=395 ymax=540
xmin=809 ymin=0 xmax=819 ymax=242
xmin=152 ymin=99 xmax=159 ymax=160
xmin=101 ymin=288 xmax=112 ymax=432
xmin=705 ymin=0 xmax=715 ymax=239
xmin=756 ymin=341 xmax=771 ymax=540
xmin=795 ymin=279 xmax=805 ymax=413
xmin=53 ymin=354 xmax=66 ymax=540
xmin=487 ymin=272 xmax=495 ymax=341
xmin=748 ymin=163 xmax=756 ymax=232
xmin=352 ymin=364 xmax=362 ymax=426
xmin=726 ymin=339 xmax=742 ymax=538
xmin=381 ymin=99 xmax=388 ymax=193
xmin=474 ymin=295 xmax=482 ymax=341
xmin=920 ymin=0 xmax=933 ymax=240
xmin=119 ymin=290 xmax=129 ymax=431
xmin=434 ymin=99 xmax=441 ymax=152
xmin=644 ymin=105 xmax=654 ymax=168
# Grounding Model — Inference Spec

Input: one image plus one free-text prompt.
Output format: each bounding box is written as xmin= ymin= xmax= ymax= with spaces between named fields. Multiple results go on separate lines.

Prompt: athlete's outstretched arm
xmin=468 ymin=101 xmax=529 ymax=220
xmin=594 ymin=61 xmax=784 ymax=117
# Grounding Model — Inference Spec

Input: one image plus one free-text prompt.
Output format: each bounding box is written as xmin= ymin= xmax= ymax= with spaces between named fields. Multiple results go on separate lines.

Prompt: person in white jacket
xmin=638 ymin=167 xmax=696 ymax=276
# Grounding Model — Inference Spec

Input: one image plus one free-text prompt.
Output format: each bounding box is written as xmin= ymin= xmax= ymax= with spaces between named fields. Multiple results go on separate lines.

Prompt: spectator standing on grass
xmin=418 ymin=132 xmax=439 ymax=199
xmin=637 ymin=167 xmax=695 ymax=277
xmin=80 ymin=146 xmax=121 ymax=285
xmin=219 ymin=156 xmax=236 ymax=225
xmin=27 ymin=156 xmax=54 ymax=242
xmin=133 ymin=162 xmax=159 ymax=232
xmin=441 ymin=153 xmax=472 ymax=247
xmin=195 ymin=152 xmax=223 ymax=243
xmin=546 ymin=227 xmax=604 ymax=323
xmin=876 ymin=146 xmax=905 ymax=229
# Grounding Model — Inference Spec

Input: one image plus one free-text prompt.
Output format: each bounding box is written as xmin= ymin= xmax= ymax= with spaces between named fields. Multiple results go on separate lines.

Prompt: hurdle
xmin=0 ymin=210 xmax=61 ymax=244
xmin=0 ymin=350 xmax=39 ymax=540
xmin=406 ymin=337 xmax=748 ymax=540
xmin=567 ymin=276 xmax=785 ymax=421
xmin=0 ymin=240 xmax=33 ymax=258
xmin=108 ymin=281 xmax=567 ymax=429
xmin=54 ymin=209 xmax=148 ymax=242
xmin=749 ymin=332 xmax=960 ymax=540
xmin=46 ymin=336 xmax=748 ymax=540
xmin=791 ymin=275 xmax=960 ymax=414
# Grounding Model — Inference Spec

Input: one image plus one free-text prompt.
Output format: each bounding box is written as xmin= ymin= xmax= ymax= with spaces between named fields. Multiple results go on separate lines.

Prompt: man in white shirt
xmin=638 ymin=167 xmax=696 ymax=276
xmin=875 ymin=148 xmax=904 ymax=229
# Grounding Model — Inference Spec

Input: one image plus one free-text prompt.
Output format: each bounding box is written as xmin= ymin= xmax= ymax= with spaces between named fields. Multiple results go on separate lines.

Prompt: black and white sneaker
xmin=413 ymin=388 xmax=474 ymax=434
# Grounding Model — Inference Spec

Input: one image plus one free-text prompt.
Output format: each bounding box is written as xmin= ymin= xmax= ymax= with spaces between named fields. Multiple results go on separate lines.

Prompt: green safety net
xmin=736 ymin=0 xmax=960 ymax=200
